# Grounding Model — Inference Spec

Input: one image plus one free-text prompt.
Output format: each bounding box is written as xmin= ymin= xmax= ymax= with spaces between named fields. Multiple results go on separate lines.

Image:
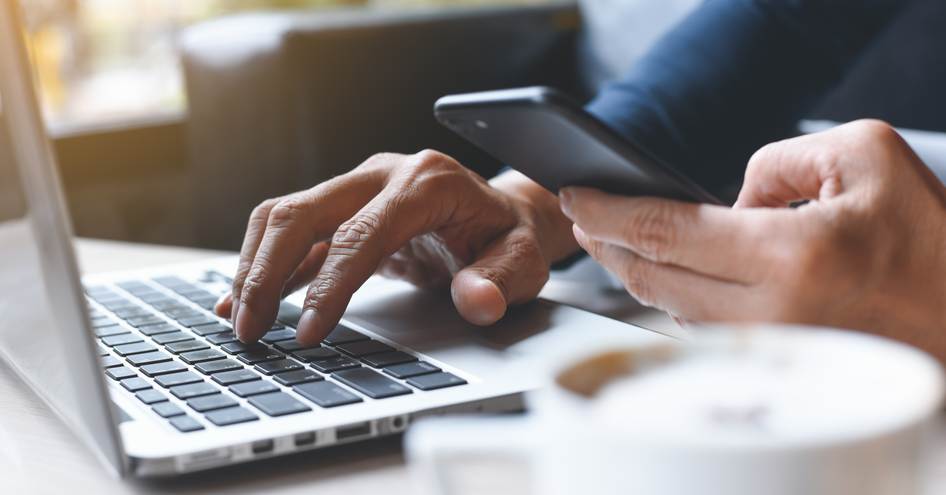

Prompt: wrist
xmin=490 ymin=170 xmax=579 ymax=263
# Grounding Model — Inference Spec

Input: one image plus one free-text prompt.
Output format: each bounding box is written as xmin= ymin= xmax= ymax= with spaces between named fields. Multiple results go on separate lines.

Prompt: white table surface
xmin=1 ymin=239 xmax=943 ymax=493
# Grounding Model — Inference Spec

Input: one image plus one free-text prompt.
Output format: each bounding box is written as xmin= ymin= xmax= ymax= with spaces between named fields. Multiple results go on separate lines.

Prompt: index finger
xmin=234 ymin=172 xmax=383 ymax=342
xmin=294 ymin=176 xmax=454 ymax=345
xmin=561 ymin=187 xmax=781 ymax=283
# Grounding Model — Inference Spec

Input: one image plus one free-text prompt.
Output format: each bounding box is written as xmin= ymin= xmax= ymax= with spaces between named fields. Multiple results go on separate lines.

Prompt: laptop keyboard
xmin=85 ymin=272 xmax=467 ymax=433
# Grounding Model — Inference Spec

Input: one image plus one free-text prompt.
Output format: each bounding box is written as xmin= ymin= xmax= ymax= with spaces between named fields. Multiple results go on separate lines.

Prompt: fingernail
xmin=559 ymin=188 xmax=573 ymax=217
xmin=296 ymin=309 xmax=320 ymax=341
xmin=230 ymin=297 xmax=240 ymax=323
xmin=572 ymin=224 xmax=588 ymax=245
xmin=235 ymin=303 xmax=257 ymax=342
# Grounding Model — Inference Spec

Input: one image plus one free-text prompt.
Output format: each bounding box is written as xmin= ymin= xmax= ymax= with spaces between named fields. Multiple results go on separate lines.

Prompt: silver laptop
xmin=0 ymin=0 xmax=668 ymax=477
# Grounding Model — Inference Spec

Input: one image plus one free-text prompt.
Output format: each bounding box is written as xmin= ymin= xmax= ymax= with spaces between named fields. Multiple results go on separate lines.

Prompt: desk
xmin=1 ymin=239 xmax=943 ymax=493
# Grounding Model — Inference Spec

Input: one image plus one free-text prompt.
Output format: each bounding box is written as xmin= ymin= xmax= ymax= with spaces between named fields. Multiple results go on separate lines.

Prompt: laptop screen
xmin=0 ymin=0 xmax=125 ymax=476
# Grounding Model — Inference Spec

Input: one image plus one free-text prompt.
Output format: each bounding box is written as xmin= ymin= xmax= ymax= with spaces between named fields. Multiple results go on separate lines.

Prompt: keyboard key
xmin=101 ymin=334 xmax=143 ymax=347
xmin=112 ymin=306 xmax=154 ymax=320
xmin=126 ymin=315 xmax=165 ymax=328
xmin=169 ymin=415 xmax=204 ymax=433
xmin=180 ymin=349 xmax=226 ymax=364
xmin=407 ymin=372 xmax=467 ymax=391
xmin=362 ymin=351 xmax=417 ymax=368
xmin=94 ymin=325 xmax=127 ymax=338
xmin=100 ymin=355 xmax=122 ymax=368
xmin=170 ymin=382 xmax=219 ymax=400
xmin=333 ymin=368 xmax=411 ymax=399
xmin=155 ymin=371 xmax=203 ymax=388
xmin=140 ymin=361 xmax=188 ymax=377
xmin=211 ymin=369 xmax=260 ymax=386
xmin=105 ymin=366 xmax=136 ymax=380
xmin=152 ymin=402 xmax=185 ymax=418
xmin=273 ymin=340 xmax=309 ymax=353
xmin=112 ymin=307 xmax=151 ymax=319
xmin=261 ymin=329 xmax=296 ymax=343
xmin=136 ymin=389 xmax=168 ymax=405
xmin=237 ymin=348 xmax=284 ymax=364
xmin=294 ymin=381 xmax=362 ymax=408
xmin=273 ymin=369 xmax=323 ymax=386
xmin=230 ymin=380 xmax=279 ymax=397
xmin=190 ymin=323 xmax=231 ymax=337
xmin=148 ymin=300 xmax=181 ymax=311
xmin=91 ymin=319 xmax=120 ymax=330
xmin=221 ymin=341 xmax=257 ymax=354
xmin=322 ymin=326 xmax=370 ymax=346
xmin=165 ymin=307 xmax=202 ymax=319
xmin=113 ymin=342 xmax=157 ymax=356
xmin=383 ymin=361 xmax=441 ymax=379
xmin=166 ymin=340 xmax=209 ymax=354
xmin=153 ymin=275 xmax=188 ymax=287
xmin=126 ymin=351 xmax=172 ymax=367
xmin=97 ymin=345 xmax=110 ymax=356
xmin=187 ymin=394 xmax=237 ymax=412
xmin=248 ymin=392 xmax=311 ymax=417
xmin=120 ymin=377 xmax=151 ymax=392
xmin=179 ymin=316 xmax=218 ymax=328
xmin=195 ymin=359 xmax=242 ymax=375
xmin=137 ymin=293 xmax=169 ymax=304
xmin=152 ymin=332 xmax=193 ymax=345
xmin=310 ymin=356 xmax=360 ymax=373
xmin=335 ymin=340 xmax=395 ymax=357
xmin=291 ymin=347 xmax=339 ymax=362
xmin=254 ymin=359 xmax=303 ymax=375
xmin=206 ymin=332 xmax=237 ymax=345
xmin=138 ymin=323 xmax=178 ymax=336
xmin=193 ymin=298 xmax=219 ymax=311
xmin=204 ymin=406 xmax=258 ymax=426
xmin=182 ymin=289 xmax=215 ymax=301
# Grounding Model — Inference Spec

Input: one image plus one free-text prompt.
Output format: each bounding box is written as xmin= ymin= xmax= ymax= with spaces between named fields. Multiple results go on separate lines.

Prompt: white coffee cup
xmin=406 ymin=324 xmax=944 ymax=495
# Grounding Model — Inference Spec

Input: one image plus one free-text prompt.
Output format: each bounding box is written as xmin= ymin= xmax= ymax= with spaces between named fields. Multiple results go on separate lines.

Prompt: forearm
xmin=490 ymin=170 xmax=579 ymax=263
xmin=585 ymin=0 xmax=908 ymax=195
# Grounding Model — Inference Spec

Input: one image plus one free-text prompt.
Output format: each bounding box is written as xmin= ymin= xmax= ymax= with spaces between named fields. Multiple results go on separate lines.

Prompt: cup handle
xmin=405 ymin=415 xmax=537 ymax=495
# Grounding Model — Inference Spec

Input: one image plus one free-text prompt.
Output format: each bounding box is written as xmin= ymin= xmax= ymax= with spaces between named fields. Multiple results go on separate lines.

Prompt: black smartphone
xmin=434 ymin=86 xmax=721 ymax=204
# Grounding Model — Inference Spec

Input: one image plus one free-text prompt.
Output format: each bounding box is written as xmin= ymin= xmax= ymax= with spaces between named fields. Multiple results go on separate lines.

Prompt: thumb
xmin=450 ymin=230 xmax=549 ymax=326
xmin=735 ymin=132 xmax=845 ymax=209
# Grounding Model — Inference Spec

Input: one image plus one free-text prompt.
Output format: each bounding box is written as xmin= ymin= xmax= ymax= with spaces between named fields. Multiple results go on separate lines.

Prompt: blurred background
xmin=14 ymin=0 xmax=945 ymax=252
xmin=22 ymin=0 xmax=547 ymax=129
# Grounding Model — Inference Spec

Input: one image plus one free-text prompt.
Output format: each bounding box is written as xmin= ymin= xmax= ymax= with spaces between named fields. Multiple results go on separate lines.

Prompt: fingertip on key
xmin=235 ymin=304 xmax=263 ymax=343
xmin=295 ymin=309 xmax=327 ymax=346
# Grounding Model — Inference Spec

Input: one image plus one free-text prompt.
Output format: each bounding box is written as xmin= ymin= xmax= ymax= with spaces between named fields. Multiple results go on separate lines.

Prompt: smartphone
xmin=434 ymin=86 xmax=721 ymax=204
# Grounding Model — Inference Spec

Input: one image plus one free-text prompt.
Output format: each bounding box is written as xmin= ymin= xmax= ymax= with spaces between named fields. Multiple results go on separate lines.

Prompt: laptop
xmin=0 ymin=0 xmax=668 ymax=477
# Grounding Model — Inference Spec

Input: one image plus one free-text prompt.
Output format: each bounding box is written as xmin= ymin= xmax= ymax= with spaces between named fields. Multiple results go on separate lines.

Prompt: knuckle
xmin=413 ymin=149 xmax=452 ymax=167
xmin=332 ymin=209 xmax=384 ymax=250
xmin=239 ymin=267 xmax=267 ymax=305
xmin=302 ymin=272 xmax=344 ymax=310
xmin=506 ymin=236 xmax=549 ymax=284
xmin=358 ymin=152 xmax=401 ymax=173
xmin=267 ymin=197 xmax=309 ymax=227
xmin=850 ymin=119 xmax=899 ymax=144
xmin=251 ymin=198 xmax=280 ymax=220
xmin=746 ymin=141 xmax=784 ymax=172
xmin=622 ymin=203 xmax=676 ymax=262
xmin=621 ymin=261 xmax=655 ymax=307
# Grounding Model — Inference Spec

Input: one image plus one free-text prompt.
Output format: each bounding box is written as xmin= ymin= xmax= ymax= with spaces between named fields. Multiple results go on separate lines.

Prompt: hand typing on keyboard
xmin=214 ymin=150 xmax=581 ymax=344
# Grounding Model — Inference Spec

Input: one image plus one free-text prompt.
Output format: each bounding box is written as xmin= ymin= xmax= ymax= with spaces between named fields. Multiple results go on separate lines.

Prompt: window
xmin=20 ymin=0 xmax=549 ymax=132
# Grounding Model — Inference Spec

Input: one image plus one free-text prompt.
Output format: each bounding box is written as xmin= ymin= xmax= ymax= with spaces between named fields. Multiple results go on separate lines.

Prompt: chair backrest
xmin=181 ymin=4 xmax=580 ymax=249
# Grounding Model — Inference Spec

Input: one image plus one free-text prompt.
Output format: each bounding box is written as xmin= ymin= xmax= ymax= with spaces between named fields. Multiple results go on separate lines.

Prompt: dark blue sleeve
xmin=585 ymin=0 xmax=908 ymax=196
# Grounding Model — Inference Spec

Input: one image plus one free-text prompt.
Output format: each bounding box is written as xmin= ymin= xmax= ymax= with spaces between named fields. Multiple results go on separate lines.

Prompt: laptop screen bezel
xmin=0 ymin=0 xmax=127 ymax=477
